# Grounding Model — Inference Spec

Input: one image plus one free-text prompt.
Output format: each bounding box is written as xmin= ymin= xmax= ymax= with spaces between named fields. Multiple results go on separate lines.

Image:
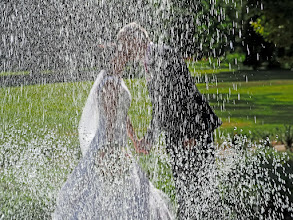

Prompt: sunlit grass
xmin=0 ymin=82 xmax=92 ymax=140
xmin=0 ymin=78 xmax=175 ymax=216
xmin=187 ymin=60 xmax=235 ymax=75
xmin=1 ymin=72 xmax=293 ymax=143
xmin=1 ymin=67 xmax=293 ymax=217
xmin=201 ymin=80 xmax=293 ymax=138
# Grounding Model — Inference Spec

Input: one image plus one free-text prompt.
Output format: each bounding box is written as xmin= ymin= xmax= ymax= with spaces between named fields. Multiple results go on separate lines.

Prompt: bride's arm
xmin=126 ymin=116 xmax=148 ymax=154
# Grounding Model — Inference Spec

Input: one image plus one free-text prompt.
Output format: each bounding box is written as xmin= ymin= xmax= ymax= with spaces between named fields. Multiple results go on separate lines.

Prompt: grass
xmin=1 ymin=63 xmax=293 ymax=217
xmin=0 ymin=82 xmax=92 ymax=218
xmin=191 ymin=68 xmax=293 ymax=141
xmin=1 ymin=66 xmax=292 ymax=159
xmin=0 ymin=71 xmax=30 ymax=76
xmin=0 ymin=78 xmax=175 ymax=218
xmin=0 ymin=82 xmax=92 ymax=138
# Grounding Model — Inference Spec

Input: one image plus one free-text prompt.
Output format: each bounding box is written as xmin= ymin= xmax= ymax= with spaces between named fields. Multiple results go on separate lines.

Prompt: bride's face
xmin=129 ymin=41 xmax=147 ymax=63
xmin=118 ymin=39 xmax=147 ymax=65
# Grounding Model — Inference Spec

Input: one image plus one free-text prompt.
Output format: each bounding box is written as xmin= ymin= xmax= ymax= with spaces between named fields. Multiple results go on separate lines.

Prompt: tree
xmin=247 ymin=0 xmax=293 ymax=68
xmin=250 ymin=0 xmax=293 ymax=48
xmin=164 ymin=0 xmax=245 ymax=59
xmin=162 ymin=0 xmax=292 ymax=68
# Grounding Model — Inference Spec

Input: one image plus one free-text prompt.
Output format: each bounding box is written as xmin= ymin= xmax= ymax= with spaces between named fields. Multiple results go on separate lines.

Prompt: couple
xmin=53 ymin=23 xmax=221 ymax=219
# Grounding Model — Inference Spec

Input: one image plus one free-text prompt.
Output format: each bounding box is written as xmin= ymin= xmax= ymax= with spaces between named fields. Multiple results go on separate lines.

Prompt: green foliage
xmin=138 ymin=144 xmax=176 ymax=203
xmin=250 ymin=17 xmax=270 ymax=41
xmin=277 ymin=56 xmax=293 ymax=70
xmin=164 ymin=0 xmax=245 ymax=57
xmin=166 ymin=0 xmax=293 ymax=68
xmin=224 ymin=52 xmax=246 ymax=65
xmin=250 ymin=0 xmax=293 ymax=48
xmin=193 ymin=0 xmax=244 ymax=55
xmin=247 ymin=0 xmax=293 ymax=68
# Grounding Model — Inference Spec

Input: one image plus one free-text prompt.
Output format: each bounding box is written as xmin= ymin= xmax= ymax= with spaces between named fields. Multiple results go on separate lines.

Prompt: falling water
xmin=1 ymin=0 xmax=292 ymax=219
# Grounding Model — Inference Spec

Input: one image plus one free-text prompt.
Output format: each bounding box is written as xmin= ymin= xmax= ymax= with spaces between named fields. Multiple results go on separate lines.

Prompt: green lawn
xmin=0 ymin=78 xmax=175 ymax=218
xmin=2 ymin=69 xmax=292 ymax=140
xmin=1 ymin=66 xmax=293 ymax=218
xmin=191 ymin=69 xmax=293 ymax=141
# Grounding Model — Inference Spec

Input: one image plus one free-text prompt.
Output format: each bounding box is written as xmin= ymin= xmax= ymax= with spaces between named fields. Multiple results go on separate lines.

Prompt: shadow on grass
xmin=195 ymin=69 xmax=293 ymax=83
xmin=209 ymin=92 xmax=293 ymax=127
xmin=0 ymin=70 xmax=98 ymax=87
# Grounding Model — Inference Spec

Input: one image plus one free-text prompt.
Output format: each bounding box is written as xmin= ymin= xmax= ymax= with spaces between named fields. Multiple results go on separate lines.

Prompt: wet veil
xmin=78 ymin=44 xmax=117 ymax=156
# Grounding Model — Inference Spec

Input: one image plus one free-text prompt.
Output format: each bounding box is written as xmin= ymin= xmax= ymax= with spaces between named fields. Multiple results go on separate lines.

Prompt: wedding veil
xmin=78 ymin=44 xmax=116 ymax=156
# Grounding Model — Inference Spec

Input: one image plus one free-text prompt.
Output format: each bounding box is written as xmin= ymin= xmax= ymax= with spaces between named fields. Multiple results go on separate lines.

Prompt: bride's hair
xmin=117 ymin=22 xmax=150 ymax=49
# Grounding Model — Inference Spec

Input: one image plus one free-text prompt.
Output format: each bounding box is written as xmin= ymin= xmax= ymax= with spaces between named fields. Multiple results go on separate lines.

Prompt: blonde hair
xmin=117 ymin=22 xmax=150 ymax=47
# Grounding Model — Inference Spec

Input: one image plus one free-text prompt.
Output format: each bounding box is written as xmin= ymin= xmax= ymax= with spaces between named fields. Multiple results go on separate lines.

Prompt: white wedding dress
xmin=53 ymin=70 xmax=173 ymax=219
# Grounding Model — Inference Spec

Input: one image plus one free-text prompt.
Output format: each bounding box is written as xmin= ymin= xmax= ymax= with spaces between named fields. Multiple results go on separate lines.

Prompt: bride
xmin=53 ymin=42 xmax=173 ymax=219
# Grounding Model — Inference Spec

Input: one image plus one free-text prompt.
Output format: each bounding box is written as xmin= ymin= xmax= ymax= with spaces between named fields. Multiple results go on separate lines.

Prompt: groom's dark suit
xmin=144 ymin=43 xmax=222 ymax=219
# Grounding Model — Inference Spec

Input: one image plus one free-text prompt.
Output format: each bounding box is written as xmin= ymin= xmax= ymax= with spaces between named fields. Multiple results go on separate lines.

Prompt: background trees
xmin=1 ymin=0 xmax=292 ymax=72
xmin=167 ymin=0 xmax=293 ymax=68
xmin=166 ymin=0 xmax=244 ymax=59
xmin=249 ymin=0 xmax=293 ymax=68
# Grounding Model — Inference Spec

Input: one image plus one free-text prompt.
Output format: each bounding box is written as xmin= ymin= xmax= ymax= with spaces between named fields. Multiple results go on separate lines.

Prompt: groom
xmin=117 ymin=23 xmax=222 ymax=219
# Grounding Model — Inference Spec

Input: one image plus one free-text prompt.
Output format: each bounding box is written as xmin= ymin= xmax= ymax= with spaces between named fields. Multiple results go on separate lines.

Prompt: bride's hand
xmin=183 ymin=138 xmax=197 ymax=150
xmin=134 ymin=138 xmax=150 ymax=155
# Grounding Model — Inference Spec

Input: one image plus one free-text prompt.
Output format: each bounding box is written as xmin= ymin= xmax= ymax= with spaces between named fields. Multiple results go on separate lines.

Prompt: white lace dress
xmin=53 ymin=70 xmax=173 ymax=220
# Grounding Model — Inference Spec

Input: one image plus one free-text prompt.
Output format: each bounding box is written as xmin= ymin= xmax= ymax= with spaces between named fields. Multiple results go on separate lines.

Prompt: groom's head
xmin=117 ymin=22 xmax=150 ymax=62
